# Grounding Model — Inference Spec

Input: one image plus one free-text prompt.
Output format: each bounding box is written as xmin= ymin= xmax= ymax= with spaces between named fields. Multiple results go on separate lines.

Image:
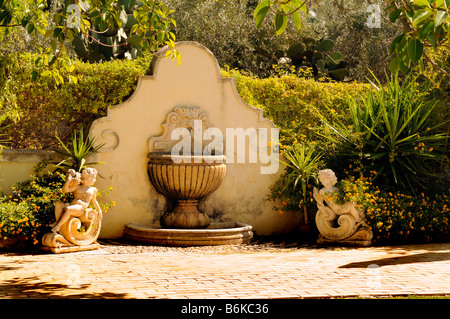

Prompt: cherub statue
xmin=313 ymin=169 xmax=372 ymax=245
xmin=50 ymin=168 xmax=102 ymax=233
xmin=313 ymin=169 xmax=365 ymax=223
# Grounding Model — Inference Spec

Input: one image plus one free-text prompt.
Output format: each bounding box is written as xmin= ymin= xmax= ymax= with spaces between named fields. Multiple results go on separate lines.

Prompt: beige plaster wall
xmin=0 ymin=149 xmax=63 ymax=195
xmin=89 ymin=42 xmax=301 ymax=238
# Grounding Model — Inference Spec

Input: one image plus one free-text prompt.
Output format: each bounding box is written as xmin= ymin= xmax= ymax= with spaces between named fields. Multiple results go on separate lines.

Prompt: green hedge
xmin=1 ymin=53 xmax=152 ymax=149
xmin=221 ymin=68 xmax=370 ymax=149
xmin=0 ymin=54 xmax=370 ymax=149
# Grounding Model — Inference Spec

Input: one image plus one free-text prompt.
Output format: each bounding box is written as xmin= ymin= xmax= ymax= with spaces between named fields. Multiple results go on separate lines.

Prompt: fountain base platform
xmin=123 ymin=222 xmax=253 ymax=246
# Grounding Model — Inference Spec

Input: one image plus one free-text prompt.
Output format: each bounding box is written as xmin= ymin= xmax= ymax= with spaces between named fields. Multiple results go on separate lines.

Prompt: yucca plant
xmin=54 ymin=129 xmax=105 ymax=172
xmin=318 ymin=73 xmax=449 ymax=192
xmin=280 ymin=144 xmax=323 ymax=225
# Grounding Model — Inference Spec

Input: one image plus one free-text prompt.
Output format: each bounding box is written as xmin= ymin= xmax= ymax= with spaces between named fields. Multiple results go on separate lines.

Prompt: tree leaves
xmin=407 ymin=38 xmax=424 ymax=64
xmin=253 ymin=0 xmax=269 ymax=29
xmin=274 ymin=11 xmax=288 ymax=36
xmin=3 ymin=0 xmax=178 ymax=83
xmin=389 ymin=9 xmax=402 ymax=23
xmin=434 ymin=11 xmax=448 ymax=28
xmin=253 ymin=0 xmax=305 ymax=35
xmin=252 ymin=1 xmax=449 ymax=77
xmin=387 ymin=0 xmax=450 ymax=76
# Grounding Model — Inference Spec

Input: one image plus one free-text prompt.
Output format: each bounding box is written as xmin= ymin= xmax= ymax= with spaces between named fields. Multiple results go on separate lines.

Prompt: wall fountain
xmin=88 ymin=42 xmax=294 ymax=241
xmin=123 ymin=107 xmax=253 ymax=246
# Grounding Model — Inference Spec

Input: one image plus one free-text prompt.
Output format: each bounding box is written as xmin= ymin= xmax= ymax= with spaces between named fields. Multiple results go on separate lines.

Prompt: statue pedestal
xmin=41 ymin=243 xmax=100 ymax=254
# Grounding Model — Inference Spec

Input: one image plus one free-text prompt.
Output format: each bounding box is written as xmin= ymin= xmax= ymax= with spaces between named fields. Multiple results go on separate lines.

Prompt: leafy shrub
xmin=318 ymin=74 xmax=449 ymax=192
xmin=268 ymin=144 xmax=323 ymax=223
xmin=221 ymin=68 xmax=370 ymax=150
xmin=0 ymin=53 xmax=152 ymax=149
xmin=0 ymin=162 xmax=115 ymax=246
xmin=165 ymin=0 xmax=309 ymax=78
xmin=0 ymin=166 xmax=68 ymax=245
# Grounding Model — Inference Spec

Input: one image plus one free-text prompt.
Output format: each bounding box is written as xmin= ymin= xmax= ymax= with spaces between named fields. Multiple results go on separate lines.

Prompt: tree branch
xmin=423 ymin=51 xmax=450 ymax=78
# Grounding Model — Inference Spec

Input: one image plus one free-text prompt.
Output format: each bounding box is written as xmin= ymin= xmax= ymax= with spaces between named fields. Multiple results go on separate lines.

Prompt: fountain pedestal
xmin=161 ymin=200 xmax=210 ymax=229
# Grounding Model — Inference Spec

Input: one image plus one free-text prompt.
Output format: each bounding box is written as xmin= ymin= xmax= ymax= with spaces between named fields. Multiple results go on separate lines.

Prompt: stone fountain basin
xmin=147 ymin=153 xmax=226 ymax=200
xmin=123 ymin=222 xmax=253 ymax=246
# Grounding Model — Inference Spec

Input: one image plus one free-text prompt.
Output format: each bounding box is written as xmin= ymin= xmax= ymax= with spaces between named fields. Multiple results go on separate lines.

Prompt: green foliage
xmin=165 ymin=0 xmax=312 ymax=78
xmin=0 ymin=0 xmax=178 ymax=83
xmin=317 ymin=73 xmax=449 ymax=192
xmin=254 ymin=0 xmax=306 ymax=35
xmin=253 ymin=0 xmax=450 ymax=77
xmin=271 ymin=144 xmax=323 ymax=223
xmin=331 ymin=174 xmax=450 ymax=244
xmin=54 ymin=129 xmax=105 ymax=172
xmin=283 ymin=38 xmax=348 ymax=81
xmin=0 ymin=162 xmax=115 ymax=246
xmin=387 ymin=0 xmax=450 ymax=75
xmin=221 ymin=67 xmax=370 ymax=149
xmin=72 ymin=0 xmax=179 ymax=63
xmin=1 ymin=52 xmax=151 ymax=149
xmin=0 ymin=115 xmax=9 ymax=152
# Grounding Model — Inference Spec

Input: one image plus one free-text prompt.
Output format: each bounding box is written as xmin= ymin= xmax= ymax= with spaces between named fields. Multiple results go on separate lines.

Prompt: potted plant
xmin=279 ymin=143 xmax=323 ymax=234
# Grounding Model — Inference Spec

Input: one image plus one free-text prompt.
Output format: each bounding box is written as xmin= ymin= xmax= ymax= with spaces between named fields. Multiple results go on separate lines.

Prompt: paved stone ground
xmin=0 ymin=240 xmax=449 ymax=299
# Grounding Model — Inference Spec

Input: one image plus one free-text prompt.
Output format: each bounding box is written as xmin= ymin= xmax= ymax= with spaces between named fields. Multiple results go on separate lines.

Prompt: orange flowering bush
xmin=0 ymin=168 xmax=68 ymax=245
xmin=332 ymin=172 xmax=450 ymax=244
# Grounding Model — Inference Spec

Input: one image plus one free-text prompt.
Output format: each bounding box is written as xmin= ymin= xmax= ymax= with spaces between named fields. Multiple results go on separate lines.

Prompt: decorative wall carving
xmin=148 ymin=106 xmax=210 ymax=153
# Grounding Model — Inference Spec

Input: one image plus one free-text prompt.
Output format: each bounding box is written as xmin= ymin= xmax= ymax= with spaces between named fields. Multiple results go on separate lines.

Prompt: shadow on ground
xmin=339 ymin=252 xmax=450 ymax=268
xmin=1 ymin=277 xmax=131 ymax=299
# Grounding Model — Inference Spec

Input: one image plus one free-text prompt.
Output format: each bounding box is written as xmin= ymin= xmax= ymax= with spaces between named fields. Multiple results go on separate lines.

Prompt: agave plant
xmin=280 ymin=144 xmax=323 ymax=225
xmin=55 ymin=129 xmax=105 ymax=172
xmin=318 ymin=73 xmax=449 ymax=192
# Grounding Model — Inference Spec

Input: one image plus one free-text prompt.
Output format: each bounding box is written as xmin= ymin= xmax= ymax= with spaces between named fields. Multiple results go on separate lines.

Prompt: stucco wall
xmin=0 ymin=149 xmax=64 ymax=195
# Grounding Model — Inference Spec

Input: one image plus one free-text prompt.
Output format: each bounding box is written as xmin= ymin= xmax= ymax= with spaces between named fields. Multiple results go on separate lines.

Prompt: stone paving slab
xmin=0 ymin=242 xmax=449 ymax=299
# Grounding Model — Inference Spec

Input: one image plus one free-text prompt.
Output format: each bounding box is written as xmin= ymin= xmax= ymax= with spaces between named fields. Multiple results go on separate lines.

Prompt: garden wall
xmin=0 ymin=149 xmax=63 ymax=195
